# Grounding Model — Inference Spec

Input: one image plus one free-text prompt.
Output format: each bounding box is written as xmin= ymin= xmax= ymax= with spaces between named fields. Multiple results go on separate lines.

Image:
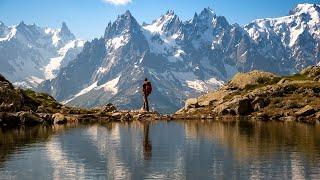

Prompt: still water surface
xmin=0 ymin=120 xmax=320 ymax=179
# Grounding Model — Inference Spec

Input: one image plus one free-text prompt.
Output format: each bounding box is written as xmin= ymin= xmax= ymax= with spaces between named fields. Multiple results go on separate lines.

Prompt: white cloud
xmin=102 ymin=0 xmax=131 ymax=5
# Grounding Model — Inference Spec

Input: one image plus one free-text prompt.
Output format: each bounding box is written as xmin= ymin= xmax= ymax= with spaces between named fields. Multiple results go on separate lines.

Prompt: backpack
xmin=145 ymin=81 xmax=152 ymax=96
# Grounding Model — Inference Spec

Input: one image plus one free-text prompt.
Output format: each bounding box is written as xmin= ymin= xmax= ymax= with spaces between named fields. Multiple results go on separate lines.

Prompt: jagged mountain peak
xmin=290 ymin=3 xmax=320 ymax=16
xmin=116 ymin=10 xmax=137 ymax=23
xmin=104 ymin=10 xmax=141 ymax=39
xmin=190 ymin=7 xmax=217 ymax=26
xmin=0 ymin=20 xmax=84 ymax=88
xmin=16 ymin=21 xmax=39 ymax=30
xmin=123 ymin=10 xmax=133 ymax=18
xmin=143 ymin=9 xmax=181 ymax=35
xmin=16 ymin=21 xmax=27 ymax=30
xmin=166 ymin=10 xmax=175 ymax=16
xmin=15 ymin=21 xmax=44 ymax=41
xmin=61 ymin=22 xmax=70 ymax=33
xmin=58 ymin=21 xmax=75 ymax=40
xmin=199 ymin=7 xmax=216 ymax=19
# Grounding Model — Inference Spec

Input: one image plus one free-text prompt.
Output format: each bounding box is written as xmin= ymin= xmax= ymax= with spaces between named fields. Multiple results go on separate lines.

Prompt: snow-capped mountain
xmin=0 ymin=21 xmax=84 ymax=88
xmin=38 ymin=3 xmax=320 ymax=113
xmin=244 ymin=3 xmax=320 ymax=71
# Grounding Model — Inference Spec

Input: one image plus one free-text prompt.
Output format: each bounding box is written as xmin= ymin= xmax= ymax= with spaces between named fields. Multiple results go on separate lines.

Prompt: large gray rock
xmin=52 ymin=113 xmax=67 ymax=124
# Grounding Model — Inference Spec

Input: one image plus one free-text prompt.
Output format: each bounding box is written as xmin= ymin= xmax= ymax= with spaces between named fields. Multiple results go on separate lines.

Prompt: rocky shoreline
xmin=1 ymin=66 xmax=320 ymax=127
xmin=0 ymin=74 xmax=161 ymax=127
xmin=175 ymin=66 xmax=320 ymax=125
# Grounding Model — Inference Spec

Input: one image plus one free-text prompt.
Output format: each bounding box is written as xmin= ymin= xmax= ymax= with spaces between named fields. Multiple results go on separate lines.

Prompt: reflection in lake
xmin=143 ymin=122 xmax=152 ymax=160
xmin=0 ymin=120 xmax=320 ymax=179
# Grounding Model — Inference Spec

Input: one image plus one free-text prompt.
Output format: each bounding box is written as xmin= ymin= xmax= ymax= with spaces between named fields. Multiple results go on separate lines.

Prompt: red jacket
xmin=143 ymin=81 xmax=152 ymax=96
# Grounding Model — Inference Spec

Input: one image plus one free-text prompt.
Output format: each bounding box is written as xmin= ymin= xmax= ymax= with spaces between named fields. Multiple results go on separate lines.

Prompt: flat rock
xmin=295 ymin=105 xmax=316 ymax=117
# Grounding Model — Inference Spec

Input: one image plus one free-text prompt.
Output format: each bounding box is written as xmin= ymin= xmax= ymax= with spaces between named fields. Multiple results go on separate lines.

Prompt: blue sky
xmin=0 ymin=0 xmax=318 ymax=40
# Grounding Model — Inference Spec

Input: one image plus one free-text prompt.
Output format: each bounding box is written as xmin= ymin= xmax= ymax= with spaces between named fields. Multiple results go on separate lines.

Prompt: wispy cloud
xmin=102 ymin=0 xmax=132 ymax=5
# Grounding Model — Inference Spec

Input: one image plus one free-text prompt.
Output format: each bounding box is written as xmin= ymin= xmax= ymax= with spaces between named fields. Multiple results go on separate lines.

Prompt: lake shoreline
xmin=1 ymin=66 xmax=320 ymax=127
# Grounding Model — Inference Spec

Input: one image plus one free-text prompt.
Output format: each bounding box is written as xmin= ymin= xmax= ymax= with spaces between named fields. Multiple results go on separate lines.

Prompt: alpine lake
xmin=0 ymin=119 xmax=320 ymax=179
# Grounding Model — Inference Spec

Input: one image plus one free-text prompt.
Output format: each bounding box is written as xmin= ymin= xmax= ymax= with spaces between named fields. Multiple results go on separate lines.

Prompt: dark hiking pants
xmin=143 ymin=94 xmax=149 ymax=111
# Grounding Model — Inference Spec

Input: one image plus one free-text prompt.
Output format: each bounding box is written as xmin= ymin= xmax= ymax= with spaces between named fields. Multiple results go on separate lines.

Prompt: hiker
xmin=142 ymin=78 xmax=152 ymax=111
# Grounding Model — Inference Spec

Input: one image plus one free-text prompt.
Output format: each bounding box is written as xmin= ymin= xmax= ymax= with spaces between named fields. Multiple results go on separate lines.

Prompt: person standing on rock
xmin=142 ymin=78 xmax=152 ymax=112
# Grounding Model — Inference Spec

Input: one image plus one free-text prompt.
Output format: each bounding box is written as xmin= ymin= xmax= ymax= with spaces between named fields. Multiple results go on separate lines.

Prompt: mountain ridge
xmin=0 ymin=21 xmax=85 ymax=88
xmin=23 ymin=3 xmax=320 ymax=113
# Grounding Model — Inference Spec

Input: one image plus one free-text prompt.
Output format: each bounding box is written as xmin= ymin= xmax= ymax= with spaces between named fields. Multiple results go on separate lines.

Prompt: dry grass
xmin=230 ymin=70 xmax=278 ymax=89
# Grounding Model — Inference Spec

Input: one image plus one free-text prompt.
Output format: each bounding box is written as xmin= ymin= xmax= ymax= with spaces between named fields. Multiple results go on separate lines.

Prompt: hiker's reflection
xmin=143 ymin=122 xmax=152 ymax=160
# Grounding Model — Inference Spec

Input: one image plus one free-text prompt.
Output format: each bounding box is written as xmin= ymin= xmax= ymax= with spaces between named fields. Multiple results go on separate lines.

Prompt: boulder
xmin=0 ymin=102 xmax=15 ymax=112
xmin=315 ymin=112 xmax=320 ymax=120
xmin=185 ymin=98 xmax=199 ymax=109
xmin=175 ymin=108 xmax=186 ymax=115
xmin=235 ymin=98 xmax=253 ymax=116
xmin=36 ymin=105 xmax=48 ymax=113
xmin=295 ymin=105 xmax=316 ymax=117
xmin=111 ymin=112 xmax=122 ymax=121
xmin=229 ymin=70 xmax=278 ymax=89
xmin=213 ymin=103 xmax=229 ymax=115
xmin=0 ymin=74 xmax=14 ymax=89
xmin=38 ymin=113 xmax=53 ymax=124
xmin=256 ymin=112 xmax=269 ymax=120
xmin=0 ymin=112 xmax=20 ymax=126
xmin=133 ymin=114 xmax=142 ymax=120
xmin=102 ymin=103 xmax=117 ymax=112
xmin=52 ymin=113 xmax=67 ymax=124
xmin=251 ymin=97 xmax=269 ymax=111
xmin=120 ymin=113 xmax=132 ymax=121
xmin=187 ymin=108 xmax=197 ymax=114
xmin=19 ymin=111 xmax=44 ymax=125
xmin=0 ymin=87 xmax=24 ymax=112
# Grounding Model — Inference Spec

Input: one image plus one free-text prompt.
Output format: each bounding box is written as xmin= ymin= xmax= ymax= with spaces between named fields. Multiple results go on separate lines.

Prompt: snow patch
xmin=100 ymin=75 xmax=121 ymax=94
xmin=143 ymin=12 xmax=175 ymax=33
xmin=106 ymin=35 xmax=128 ymax=49
xmin=0 ymin=27 xmax=17 ymax=42
xmin=44 ymin=40 xmax=85 ymax=79
xmin=63 ymin=75 xmax=121 ymax=104
xmin=26 ymin=76 xmax=44 ymax=86
xmin=45 ymin=28 xmax=61 ymax=47
xmin=245 ymin=3 xmax=320 ymax=47
xmin=172 ymin=72 xmax=223 ymax=92
xmin=63 ymin=81 xmax=98 ymax=104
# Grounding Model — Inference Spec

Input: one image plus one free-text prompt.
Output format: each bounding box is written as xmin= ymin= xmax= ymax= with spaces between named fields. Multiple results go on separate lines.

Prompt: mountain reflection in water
xmin=0 ymin=120 xmax=320 ymax=179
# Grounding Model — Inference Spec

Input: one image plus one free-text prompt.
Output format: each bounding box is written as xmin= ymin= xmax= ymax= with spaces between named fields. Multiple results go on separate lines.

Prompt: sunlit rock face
xmin=39 ymin=4 xmax=320 ymax=113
